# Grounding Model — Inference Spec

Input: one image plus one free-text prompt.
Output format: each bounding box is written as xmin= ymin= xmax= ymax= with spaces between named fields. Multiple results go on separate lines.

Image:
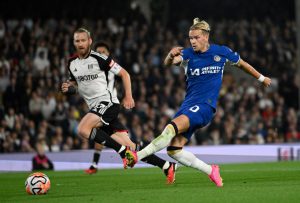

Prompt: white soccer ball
xmin=25 ymin=172 xmax=51 ymax=195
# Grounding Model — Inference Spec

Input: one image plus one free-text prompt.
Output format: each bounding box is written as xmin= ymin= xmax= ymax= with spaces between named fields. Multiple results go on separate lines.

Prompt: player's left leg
xmin=167 ymin=134 xmax=212 ymax=174
xmin=167 ymin=135 xmax=223 ymax=187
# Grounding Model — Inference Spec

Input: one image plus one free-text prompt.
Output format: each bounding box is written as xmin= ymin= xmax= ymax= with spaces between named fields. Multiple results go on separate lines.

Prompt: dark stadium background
xmin=0 ymin=0 xmax=295 ymax=20
xmin=0 ymin=0 xmax=299 ymax=155
xmin=0 ymin=1 xmax=300 ymax=202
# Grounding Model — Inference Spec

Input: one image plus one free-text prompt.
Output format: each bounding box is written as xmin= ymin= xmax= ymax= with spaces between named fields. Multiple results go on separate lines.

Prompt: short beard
xmin=78 ymin=47 xmax=90 ymax=58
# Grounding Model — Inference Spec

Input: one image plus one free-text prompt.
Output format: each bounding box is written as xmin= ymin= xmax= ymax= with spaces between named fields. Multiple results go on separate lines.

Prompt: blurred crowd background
xmin=0 ymin=0 xmax=299 ymax=153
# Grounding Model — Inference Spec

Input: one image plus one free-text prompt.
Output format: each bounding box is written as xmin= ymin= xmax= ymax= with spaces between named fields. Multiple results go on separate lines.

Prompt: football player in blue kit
xmin=125 ymin=18 xmax=271 ymax=187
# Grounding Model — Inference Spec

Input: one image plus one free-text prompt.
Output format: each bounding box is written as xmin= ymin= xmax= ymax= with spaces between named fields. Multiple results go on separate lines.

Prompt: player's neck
xmin=199 ymin=43 xmax=210 ymax=53
xmin=78 ymin=49 xmax=91 ymax=59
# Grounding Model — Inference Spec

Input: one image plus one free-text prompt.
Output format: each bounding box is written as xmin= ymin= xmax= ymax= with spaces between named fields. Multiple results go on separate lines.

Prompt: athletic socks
xmin=168 ymin=148 xmax=212 ymax=175
xmin=118 ymin=146 xmax=126 ymax=158
xmin=136 ymin=142 xmax=169 ymax=169
xmin=137 ymin=124 xmax=177 ymax=160
xmin=89 ymin=128 xmax=126 ymax=158
xmin=141 ymin=154 xmax=167 ymax=169
xmin=92 ymin=151 xmax=101 ymax=165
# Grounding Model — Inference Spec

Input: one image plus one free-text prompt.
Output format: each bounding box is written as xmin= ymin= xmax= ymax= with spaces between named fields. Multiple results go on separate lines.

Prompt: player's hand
xmin=122 ymin=96 xmax=135 ymax=109
xmin=61 ymin=81 xmax=72 ymax=93
xmin=169 ymin=47 xmax=184 ymax=58
xmin=263 ymin=77 xmax=271 ymax=87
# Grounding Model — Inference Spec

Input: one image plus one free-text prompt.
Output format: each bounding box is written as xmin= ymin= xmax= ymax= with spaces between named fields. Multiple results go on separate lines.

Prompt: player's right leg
xmin=85 ymin=143 xmax=104 ymax=174
xmin=125 ymin=114 xmax=190 ymax=167
xmin=77 ymin=113 xmax=128 ymax=168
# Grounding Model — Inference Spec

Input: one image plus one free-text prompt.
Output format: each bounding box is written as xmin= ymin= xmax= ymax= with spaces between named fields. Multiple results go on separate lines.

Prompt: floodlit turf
xmin=1 ymin=161 xmax=300 ymax=203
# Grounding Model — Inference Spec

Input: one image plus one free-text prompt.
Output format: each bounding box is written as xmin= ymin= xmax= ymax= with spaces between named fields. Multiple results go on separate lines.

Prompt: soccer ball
xmin=25 ymin=172 xmax=51 ymax=195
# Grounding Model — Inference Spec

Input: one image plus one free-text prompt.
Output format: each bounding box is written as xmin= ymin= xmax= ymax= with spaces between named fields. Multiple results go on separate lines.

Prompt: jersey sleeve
xmin=91 ymin=53 xmax=121 ymax=74
xmin=181 ymin=48 xmax=190 ymax=60
xmin=108 ymin=59 xmax=122 ymax=75
xmin=222 ymin=46 xmax=240 ymax=64
xmin=94 ymin=54 xmax=112 ymax=72
xmin=67 ymin=57 xmax=76 ymax=81
xmin=68 ymin=70 xmax=76 ymax=81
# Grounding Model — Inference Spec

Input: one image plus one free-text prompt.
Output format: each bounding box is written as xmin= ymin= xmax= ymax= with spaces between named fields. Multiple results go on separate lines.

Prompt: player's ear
xmin=89 ymin=38 xmax=93 ymax=46
xmin=203 ymin=32 xmax=209 ymax=41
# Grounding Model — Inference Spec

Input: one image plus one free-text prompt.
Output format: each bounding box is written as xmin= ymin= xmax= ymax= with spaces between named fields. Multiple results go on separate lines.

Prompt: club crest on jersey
xmin=214 ymin=55 xmax=221 ymax=62
xmin=88 ymin=64 xmax=93 ymax=69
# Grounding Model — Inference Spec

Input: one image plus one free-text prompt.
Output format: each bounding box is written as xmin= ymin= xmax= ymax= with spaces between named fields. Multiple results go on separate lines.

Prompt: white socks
xmin=137 ymin=124 xmax=176 ymax=160
xmin=137 ymin=143 xmax=157 ymax=161
xmin=92 ymin=162 xmax=98 ymax=168
xmin=169 ymin=149 xmax=212 ymax=175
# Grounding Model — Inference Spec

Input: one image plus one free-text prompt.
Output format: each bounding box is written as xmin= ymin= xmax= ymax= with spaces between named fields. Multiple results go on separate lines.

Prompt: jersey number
xmin=189 ymin=105 xmax=200 ymax=112
xmin=92 ymin=102 xmax=110 ymax=115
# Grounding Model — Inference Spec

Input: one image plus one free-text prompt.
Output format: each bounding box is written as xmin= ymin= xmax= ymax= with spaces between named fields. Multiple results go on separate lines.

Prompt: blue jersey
xmin=181 ymin=44 xmax=240 ymax=110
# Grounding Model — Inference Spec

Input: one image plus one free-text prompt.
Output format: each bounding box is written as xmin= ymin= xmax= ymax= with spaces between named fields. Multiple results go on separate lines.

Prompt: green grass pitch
xmin=1 ymin=161 xmax=300 ymax=203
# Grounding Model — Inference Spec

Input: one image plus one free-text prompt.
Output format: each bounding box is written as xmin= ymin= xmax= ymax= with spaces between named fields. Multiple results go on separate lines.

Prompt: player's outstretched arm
xmin=118 ymin=68 xmax=135 ymax=109
xmin=236 ymin=59 xmax=271 ymax=87
xmin=164 ymin=47 xmax=183 ymax=67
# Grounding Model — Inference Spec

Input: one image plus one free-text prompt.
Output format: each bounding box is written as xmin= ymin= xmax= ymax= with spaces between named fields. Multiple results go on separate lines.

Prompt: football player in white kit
xmin=62 ymin=28 xmax=135 ymax=168
xmin=62 ymin=29 xmax=177 ymax=184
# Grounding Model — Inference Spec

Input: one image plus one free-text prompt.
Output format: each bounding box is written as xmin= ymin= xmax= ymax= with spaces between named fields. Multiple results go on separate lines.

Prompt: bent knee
xmin=77 ymin=126 xmax=91 ymax=139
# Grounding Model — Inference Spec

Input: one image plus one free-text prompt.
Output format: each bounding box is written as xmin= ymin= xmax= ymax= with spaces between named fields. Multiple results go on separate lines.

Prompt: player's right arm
xmin=62 ymin=57 xmax=78 ymax=94
xmin=164 ymin=47 xmax=184 ymax=67
xmin=61 ymin=80 xmax=77 ymax=94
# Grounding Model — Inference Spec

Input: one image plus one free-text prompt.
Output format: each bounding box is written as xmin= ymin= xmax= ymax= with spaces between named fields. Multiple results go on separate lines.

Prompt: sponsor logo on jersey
xmin=190 ymin=66 xmax=222 ymax=76
xmin=77 ymin=74 xmax=99 ymax=81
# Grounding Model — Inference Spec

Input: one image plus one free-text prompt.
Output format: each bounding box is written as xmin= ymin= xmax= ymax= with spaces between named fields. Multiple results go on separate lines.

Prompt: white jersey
xmin=67 ymin=50 xmax=121 ymax=109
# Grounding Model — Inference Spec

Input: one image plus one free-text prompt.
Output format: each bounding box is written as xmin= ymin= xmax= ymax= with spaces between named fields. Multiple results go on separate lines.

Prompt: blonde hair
xmin=190 ymin=18 xmax=210 ymax=34
xmin=74 ymin=27 xmax=91 ymax=38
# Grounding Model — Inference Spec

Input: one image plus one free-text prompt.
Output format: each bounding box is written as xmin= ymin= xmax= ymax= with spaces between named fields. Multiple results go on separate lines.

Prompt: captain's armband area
xmin=109 ymin=60 xmax=122 ymax=75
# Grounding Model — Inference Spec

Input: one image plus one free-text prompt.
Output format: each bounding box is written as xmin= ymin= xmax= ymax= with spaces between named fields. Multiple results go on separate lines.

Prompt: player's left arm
xmin=117 ymin=68 xmax=135 ymax=109
xmin=236 ymin=59 xmax=271 ymax=87
xmin=104 ymin=56 xmax=135 ymax=109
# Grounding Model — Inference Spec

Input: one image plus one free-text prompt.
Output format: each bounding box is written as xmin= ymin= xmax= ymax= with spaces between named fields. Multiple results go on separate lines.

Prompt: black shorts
xmin=89 ymin=101 xmax=120 ymax=125
xmin=101 ymin=118 xmax=128 ymax=135
xmin=89 ymin=101 xmax=128 ymax=134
